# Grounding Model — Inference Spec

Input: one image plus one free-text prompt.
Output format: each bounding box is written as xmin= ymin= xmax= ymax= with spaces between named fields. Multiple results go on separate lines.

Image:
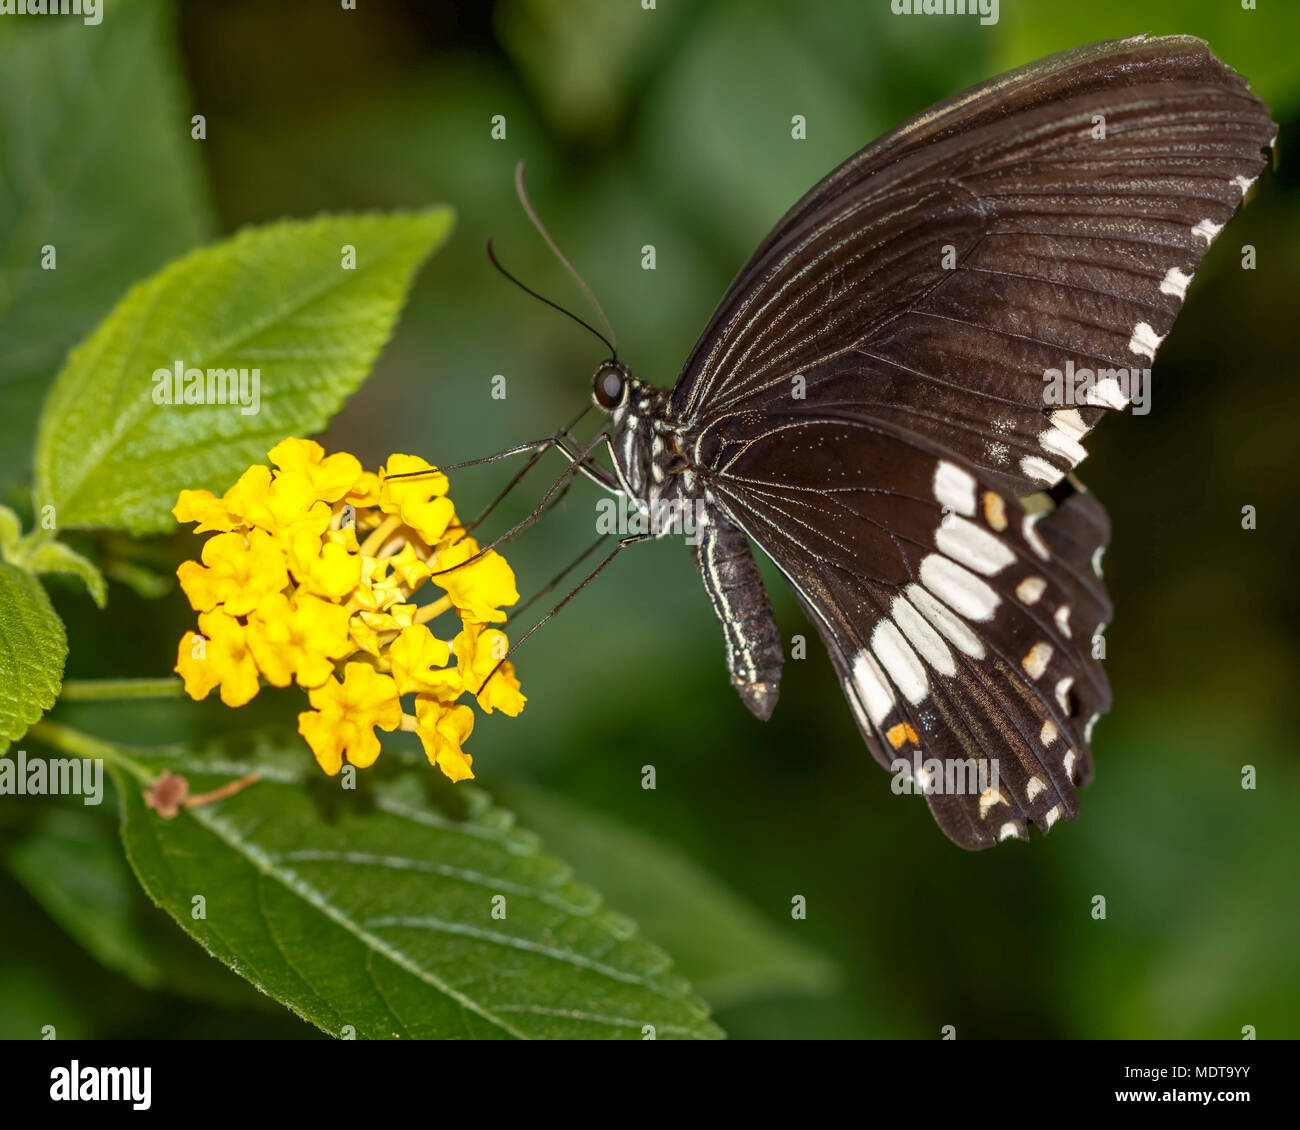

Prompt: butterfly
xmin=538 ymin=35 xmax=1276 ymax=849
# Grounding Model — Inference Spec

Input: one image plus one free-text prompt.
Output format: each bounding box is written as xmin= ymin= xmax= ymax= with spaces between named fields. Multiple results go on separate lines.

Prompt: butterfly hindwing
xmin=706 ymin=418 xmax=1110 ymax=848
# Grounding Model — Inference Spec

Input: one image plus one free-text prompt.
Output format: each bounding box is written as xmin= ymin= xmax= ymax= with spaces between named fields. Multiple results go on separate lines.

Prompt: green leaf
xmin=18 ymin=539 xmax=107 ymax=608
xmin=33 ymin=208 xmax=454 ymax=534
xmin=0 ymin=563 xmax=66 ymax=749
xmin=0 ymin=505 xmax=19 ymax=553
xmin=0 ymin=0 xmax=213 ymax=491
xmin=109 ymin=733 xmax=722 ymax=1039
xmin=6 ymin=803 xmax=172 ymax=991
xmin=492 ymin=779 xmax=840 ymax=1009
xmin=3 ymin=801 xmax=268 ymax=1010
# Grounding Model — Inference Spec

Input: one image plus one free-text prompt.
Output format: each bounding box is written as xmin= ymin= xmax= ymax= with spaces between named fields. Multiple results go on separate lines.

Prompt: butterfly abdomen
xmin=693 ymin=509 xmax=784 ymax=720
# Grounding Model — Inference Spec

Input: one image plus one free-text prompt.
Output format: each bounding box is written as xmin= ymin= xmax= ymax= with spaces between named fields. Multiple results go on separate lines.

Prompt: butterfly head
xmin=589 ymin=361 xmax=682 ymax=503
xmin=591 ymin=359 xmax=632 ymax=411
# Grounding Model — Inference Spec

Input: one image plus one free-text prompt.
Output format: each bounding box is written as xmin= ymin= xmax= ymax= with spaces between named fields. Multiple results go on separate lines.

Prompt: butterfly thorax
xmin=601 ymin=372 xmax=784 ymax=720
xmin=605 ymin=378 xmax=698 ymax=517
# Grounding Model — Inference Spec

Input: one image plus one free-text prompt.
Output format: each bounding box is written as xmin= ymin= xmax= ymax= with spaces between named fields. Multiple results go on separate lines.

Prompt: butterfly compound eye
xmin=592 ymin=363 xmax=626 ymax=409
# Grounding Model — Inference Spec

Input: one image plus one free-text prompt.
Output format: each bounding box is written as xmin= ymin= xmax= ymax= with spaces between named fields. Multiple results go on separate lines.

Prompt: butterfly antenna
xmin=512 ymin=159 xmax=618 ymax=359
xmin=486 ymin=239 xmax=615 ymax=357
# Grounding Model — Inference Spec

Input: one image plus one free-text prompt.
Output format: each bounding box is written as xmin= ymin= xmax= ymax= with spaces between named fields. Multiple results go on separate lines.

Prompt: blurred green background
xmin=2 ymin=0 xmax=1298 ymax=1039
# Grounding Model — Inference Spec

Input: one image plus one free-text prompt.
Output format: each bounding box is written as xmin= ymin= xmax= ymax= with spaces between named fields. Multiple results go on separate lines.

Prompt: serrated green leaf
xmin=33 ymin=208 xmax=454 ymax=534
xmin=4 ymin=801 xmax=269 ymax=1010
xmin=6 ymin=803 xmax=176 ymax=991
xmin=0 ymin=0 xmax=212 ymax=491
xmin=20 ymin=539 xmax=107 ymax=608
xmin=0 ymin=562 xmax=66 ymax=748
xmin=109 ymin=732 xmax=722 ymax=1039
xmin=0 ymin=505 xmax=19 ymax=552
xmin=493 ymin=779 xmax=840 ymax=1009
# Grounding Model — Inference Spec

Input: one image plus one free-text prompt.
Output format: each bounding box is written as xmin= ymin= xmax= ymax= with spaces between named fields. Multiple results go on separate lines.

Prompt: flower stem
xmin=415 ymin=596 xmax=452 ymax=624
xmin=359 ymin=515 xmax=401 ymax=557
xmin=186 ymin=773 xmax=260 ymax=808
xmin=26 ymin=719 xmax=153 ymax=783
xmin=58 ymin=677 xmax=184 ymax=702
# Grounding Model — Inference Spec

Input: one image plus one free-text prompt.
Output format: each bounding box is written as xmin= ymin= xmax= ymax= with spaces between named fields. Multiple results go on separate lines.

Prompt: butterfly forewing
xmin=672 ymin=34 xmax=1275 ymax=495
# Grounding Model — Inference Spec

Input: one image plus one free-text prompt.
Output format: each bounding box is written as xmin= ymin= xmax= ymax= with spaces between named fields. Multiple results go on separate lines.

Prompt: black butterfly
xmin=516 ymin=35 xmax=1276 ymax=849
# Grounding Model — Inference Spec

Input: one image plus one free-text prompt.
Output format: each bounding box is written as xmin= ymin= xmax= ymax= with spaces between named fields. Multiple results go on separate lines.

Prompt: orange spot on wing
xmin=983 ymin=491 xmax=1008 ymax=531
xmin=886 ymin=722 xmax=920 ymax=749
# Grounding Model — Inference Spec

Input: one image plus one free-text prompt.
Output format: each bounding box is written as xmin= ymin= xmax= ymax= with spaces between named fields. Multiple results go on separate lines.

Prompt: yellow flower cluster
xmin=173 ymin=438 xmax=525 ymax=781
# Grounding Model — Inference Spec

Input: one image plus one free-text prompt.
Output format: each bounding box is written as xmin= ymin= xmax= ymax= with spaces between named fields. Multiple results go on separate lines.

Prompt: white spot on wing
xmin=1192 ymin=218 xmax=1223 ymax=245
xmin=920 ymin=554 xmax=1001 ymax=622
xmin=1233 ymin=174 xmax=1256 ymax=196
xmin=979 ymin=787 xmax=1005 ymax=819
xmin=1085 ymin=713 xmax=1100 ymax=743
xmin=843 ymin=677 xmax=874 ymax=736
xmin=1020 ymin=455 xmax=1064 ymax=485
xmin=936 ymin=513 xmax=1016 ymax=576
xmin=870 ymin=620 xmax=929 ymax=706
xmin=998 ymin=822 xmax=1020 ymax=842
xmin=1082 ymin=377 xmax=1129 ymax=410
xmin=1016 ymin=576 xmax=1046 ymax=604
xmin=904 ymin=583 xmax=985 ymax=660
xmin=1055 ymin=677 xmax=1075 ymax=714
xmin=851 ymin=651 xmax=894 ymax=727
xmin=1023 ymin=514 xmax=1050 ymax=561
xmin=1160 ymin=267 xmax=1191 ymax=299
xmin=1054 ymin=605 xmax=1072 ymax=638
xmin=1039 ymin=425 xmax=1088 ymax=466
xmin=1026 ymin=776 xmax=1046 ymax=802
xmin=1127 ymin=322 xmax=1164 ymax=361
xmin=1092 ymin=545 xmax=1106 ymax=578
xmin=933 ymin=460 xmax=976 ymax=517
xmin=1022 ymin=642 xmax=1053 ymax=680
xmin=1044 ymin=804 xmax=1062 ymax=830
xmin=1051 ymin=408 xmax=1087 ymax=442
xmin=890 ymin=595 xmax=956 ymax=677
xmin=1064 ymin=749 xmax=1077 ymax=782
xmin=1041 ymin=719 xmax=1058 ymax=745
